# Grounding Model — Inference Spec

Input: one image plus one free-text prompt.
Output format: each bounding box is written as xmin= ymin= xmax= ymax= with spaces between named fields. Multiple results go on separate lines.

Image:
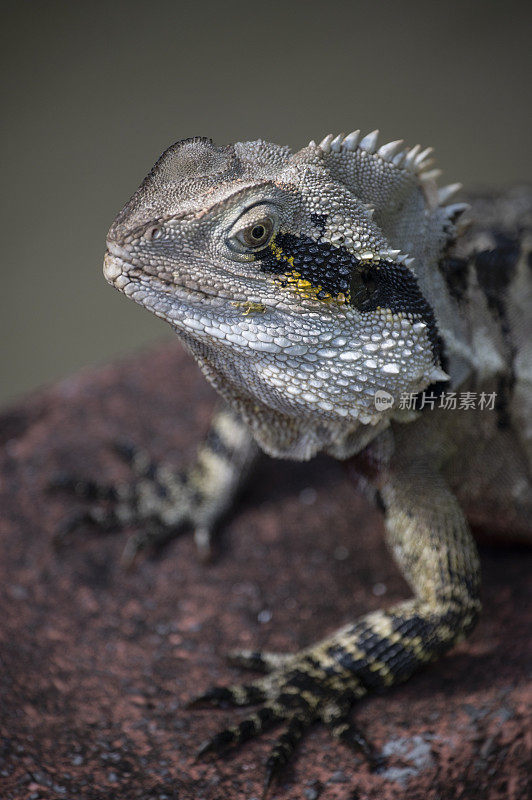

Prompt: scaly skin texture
xmin=61 ymin=132 xmax=531 ymax=794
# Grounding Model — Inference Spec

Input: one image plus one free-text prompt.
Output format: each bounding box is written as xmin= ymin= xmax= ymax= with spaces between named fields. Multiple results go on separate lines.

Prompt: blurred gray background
xmin=2 ymin=0 xmax=531 ymax=406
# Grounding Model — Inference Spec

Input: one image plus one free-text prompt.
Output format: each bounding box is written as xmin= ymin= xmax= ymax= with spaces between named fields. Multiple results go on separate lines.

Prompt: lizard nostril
xmin=106 ymin=241 xmax=131 ymax=261
xmin=144 ymin=225 xmax=162 ymax=241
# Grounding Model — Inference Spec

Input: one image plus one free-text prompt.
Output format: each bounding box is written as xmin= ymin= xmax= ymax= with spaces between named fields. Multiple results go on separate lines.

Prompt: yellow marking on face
xmin=268 ymin=238 xmax=350 ymax=305
xmin=231 ymin=301 xmax=266 ymax=315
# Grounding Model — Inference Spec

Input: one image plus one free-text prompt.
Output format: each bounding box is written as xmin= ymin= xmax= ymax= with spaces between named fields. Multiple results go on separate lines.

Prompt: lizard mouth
xmin=103 ymin=251 xmax=280 ymax=343
xmin=103 ymin=248 xmax=280 ymax=319
xmin=104 ymin=251 xmax=225 ymax=307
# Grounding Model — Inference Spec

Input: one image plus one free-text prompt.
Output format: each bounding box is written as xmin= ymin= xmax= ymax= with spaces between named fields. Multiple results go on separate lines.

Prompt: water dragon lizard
xmin=59 ymin=131 xmax=532 ymax=794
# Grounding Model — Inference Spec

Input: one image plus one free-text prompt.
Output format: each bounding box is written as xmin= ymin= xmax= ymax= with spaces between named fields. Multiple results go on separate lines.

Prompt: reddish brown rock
xmin=0 ymin=343 xmax=530 ymax=800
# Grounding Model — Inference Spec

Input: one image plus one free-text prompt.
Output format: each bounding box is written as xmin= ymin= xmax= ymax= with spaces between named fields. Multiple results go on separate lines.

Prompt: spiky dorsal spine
xmin=299 ymin=129 xmax=463 ymax=216
xmin=290 ymin=129 xmax=468 ymax=271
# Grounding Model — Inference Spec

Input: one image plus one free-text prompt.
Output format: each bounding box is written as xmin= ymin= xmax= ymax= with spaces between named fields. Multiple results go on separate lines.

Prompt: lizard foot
xmin=189 ymin=651 xmax=382 ymax=796
xmin=50 ymin=440 xmax=212 ymax=566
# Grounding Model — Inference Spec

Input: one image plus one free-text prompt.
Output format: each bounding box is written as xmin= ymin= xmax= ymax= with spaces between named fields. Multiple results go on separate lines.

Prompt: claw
xmin=197 ymin=707 xmax=281 ymax=763
xmin=193 ymin=526 xmax=214 ymax=562
xmin=262 ymin=766 xmax=275 ymax=800
xmin=195 ymin=729 xmax=235 ymax=759
xmin=329 ymin=716 xmax=380 ymax=769
xmin=119 ymin=534 xmax=144 ymax=571
xmin=194 ymin=740 xmax=212 ymax=762
xmin=120 ymin=517 xmax=187 ymax=569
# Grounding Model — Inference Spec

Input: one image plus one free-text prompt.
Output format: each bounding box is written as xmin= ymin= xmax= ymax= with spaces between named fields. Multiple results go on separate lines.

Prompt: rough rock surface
xmin=0 ymin=343 xmax=530 ymax=800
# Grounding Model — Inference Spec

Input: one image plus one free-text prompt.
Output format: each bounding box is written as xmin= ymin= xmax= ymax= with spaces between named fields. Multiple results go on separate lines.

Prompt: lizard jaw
xmin=104 ymin=250 xmax=222 ymax=306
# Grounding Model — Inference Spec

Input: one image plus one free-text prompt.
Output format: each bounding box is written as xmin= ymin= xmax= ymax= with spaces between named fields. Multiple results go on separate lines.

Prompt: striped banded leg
xmin=313 ymin=460 xmax=481 ymax=699
xmin=191 ymin=458 xmax=481 ymax=792
xmin=52 ymin=406 xmax=258 ymax=564
xmin=184 ymin=406 xmax=259 ymax=558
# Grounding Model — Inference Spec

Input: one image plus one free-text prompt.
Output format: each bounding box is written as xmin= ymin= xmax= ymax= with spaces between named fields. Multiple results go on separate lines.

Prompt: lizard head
xmin=104 ymin=133 xmax=463 ymax=434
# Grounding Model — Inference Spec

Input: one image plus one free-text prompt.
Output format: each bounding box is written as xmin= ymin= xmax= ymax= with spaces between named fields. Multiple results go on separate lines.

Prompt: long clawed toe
xmin=49 ymin=473 xmax=120 ymax=503
xmin=118 ymin=519 xmax=183 ymax=568
xmin=119 ymin=530 xmax=150 ymax=570
xmin=196 ymin=706 xmax=281 ymax=761
xmin=189 ymin=663 xmax=382 ymax=794
xmin=52 ymin=507 xmax=120 ymax=547
xmin=188 ymin=680 xmax=268 ymax=709
xmin=194 ymin=701 xmax=313 ymax=800
xmin=263 ymin=713 xmax=309 ymax=798
xmin=327 ymin=715 xmax=382 ymax=770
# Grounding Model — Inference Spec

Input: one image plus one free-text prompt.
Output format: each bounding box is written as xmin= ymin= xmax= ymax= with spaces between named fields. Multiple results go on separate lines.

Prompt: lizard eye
xmin=226 ymin=204 xmax=279 ymax=258
xmin=236 ymin=218 xmax=274 ymax=249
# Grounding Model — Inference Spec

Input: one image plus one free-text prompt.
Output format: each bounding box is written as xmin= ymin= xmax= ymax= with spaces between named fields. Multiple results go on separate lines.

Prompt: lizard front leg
xmin=53 ymin=406 xmax=259 ymax=563
xmin=192 ymin=452 xmax=481 ymax=793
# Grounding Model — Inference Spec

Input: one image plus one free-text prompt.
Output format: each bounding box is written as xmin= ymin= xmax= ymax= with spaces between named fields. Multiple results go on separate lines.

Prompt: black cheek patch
xmin=256 ymin=230 xmax=355 ymax=300
xmin=350 ymin=260 xmax=442 ymax=362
